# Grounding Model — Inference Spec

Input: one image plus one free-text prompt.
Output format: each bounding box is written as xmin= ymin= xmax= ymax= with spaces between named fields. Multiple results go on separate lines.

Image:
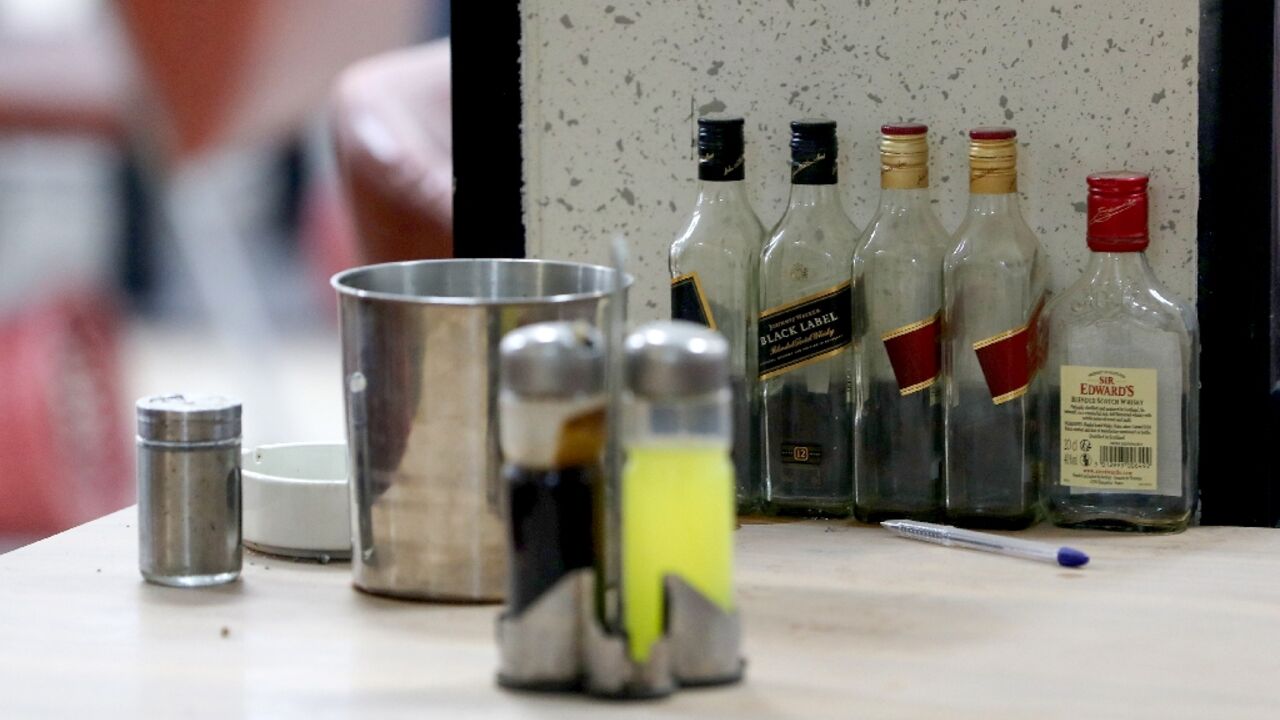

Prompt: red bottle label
xmin=881 ymin=312 xmax=940 ymax=396
xmin=972 ymin=298 xmax=1045 ymax=404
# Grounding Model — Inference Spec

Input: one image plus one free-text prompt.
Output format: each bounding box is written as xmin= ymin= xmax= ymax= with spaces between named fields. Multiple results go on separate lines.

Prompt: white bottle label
xmin=1059 ymin=365 xmax=1158 ymax=491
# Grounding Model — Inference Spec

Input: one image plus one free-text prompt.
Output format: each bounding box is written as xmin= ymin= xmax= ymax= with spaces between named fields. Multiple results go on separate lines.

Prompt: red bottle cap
xmin=970 ymin=127 xmax=1017 ymax=140
xmin=881 ymin=122 xmax=928 ymax=136
xmin=1087 ymin=171 xmax=1149 ymax=252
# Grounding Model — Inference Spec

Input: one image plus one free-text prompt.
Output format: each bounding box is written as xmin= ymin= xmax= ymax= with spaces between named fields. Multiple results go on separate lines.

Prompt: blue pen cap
xmin=1057 ymin=548 xmax=1090 ymax=567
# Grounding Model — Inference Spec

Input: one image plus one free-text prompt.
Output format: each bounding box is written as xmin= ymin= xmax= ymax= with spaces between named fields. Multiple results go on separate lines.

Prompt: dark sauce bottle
xmin=498 ymin=322 xmax=606 ymax=617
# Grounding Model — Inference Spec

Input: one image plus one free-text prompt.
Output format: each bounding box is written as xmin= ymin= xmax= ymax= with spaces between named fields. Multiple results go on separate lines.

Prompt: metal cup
xmin=332 ymin=259 xmax=626 ymax=602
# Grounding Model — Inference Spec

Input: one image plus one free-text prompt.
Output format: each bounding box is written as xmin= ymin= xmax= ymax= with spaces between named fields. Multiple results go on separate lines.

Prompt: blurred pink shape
xmin=331 ymin=39 xmax=453 ymax=263
xmin=118 ymin=0 xmax=425 ymax=161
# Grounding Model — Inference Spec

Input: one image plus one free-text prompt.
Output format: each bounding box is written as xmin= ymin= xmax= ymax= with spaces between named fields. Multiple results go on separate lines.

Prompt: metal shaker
xmin=495 ymin=321 xmax=607 ymax=691
xmin=583 ymin=321 xmax=744 ymax=698
xmin=137 ymin=394 xmax=242 ymax=587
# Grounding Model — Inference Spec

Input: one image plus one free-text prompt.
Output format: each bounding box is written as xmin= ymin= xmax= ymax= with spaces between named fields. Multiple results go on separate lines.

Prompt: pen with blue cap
xmin=881 ymin=520 xmax=1090 ymax=568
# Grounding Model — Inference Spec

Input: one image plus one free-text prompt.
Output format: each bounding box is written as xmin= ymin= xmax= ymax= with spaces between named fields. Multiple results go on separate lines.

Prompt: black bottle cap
xmin=790 ymin=118 xmax=838 ymax=185
xmin=697 ymin=116 xmax=746 ymax=181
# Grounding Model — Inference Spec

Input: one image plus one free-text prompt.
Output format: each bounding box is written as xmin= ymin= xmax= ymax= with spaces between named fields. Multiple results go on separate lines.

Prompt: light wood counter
xmin=1 ymin=508 xmax=1277 ymax=718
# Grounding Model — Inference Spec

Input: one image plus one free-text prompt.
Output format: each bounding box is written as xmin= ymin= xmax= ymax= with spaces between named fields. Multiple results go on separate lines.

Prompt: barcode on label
xmin=1100 ymin=446 xmax=1153 ymax=467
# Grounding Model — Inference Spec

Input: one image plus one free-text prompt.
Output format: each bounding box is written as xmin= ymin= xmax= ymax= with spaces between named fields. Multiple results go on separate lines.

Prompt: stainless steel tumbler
xmin=333 ymin=259 xmax=626 ymax=602
xmin=137 ymin=394 xmax=242 ymax=587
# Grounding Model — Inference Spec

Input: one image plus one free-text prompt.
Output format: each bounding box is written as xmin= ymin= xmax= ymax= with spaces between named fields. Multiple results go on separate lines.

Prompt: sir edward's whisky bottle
xmin=1039 ymin=171 xmax=1198 ymax=532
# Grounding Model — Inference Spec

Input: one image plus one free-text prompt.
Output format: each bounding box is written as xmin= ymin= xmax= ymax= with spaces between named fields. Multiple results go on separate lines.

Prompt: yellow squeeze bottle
xmin=620 ymin=322 xmax=736 ymax=664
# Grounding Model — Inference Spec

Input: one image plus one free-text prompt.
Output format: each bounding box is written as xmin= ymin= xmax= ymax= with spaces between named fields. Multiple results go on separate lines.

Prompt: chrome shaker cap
xmin=625 ymin=320 xmax=728 ymax=399
xmin=500 ymin=321 xmax=605 ymax=398
xmin=136 ymin=394 xmax=242 ymax=443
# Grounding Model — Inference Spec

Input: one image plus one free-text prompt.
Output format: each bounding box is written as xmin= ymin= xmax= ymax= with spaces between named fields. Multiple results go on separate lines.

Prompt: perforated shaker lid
xmin=624 ymin=320 xmax=729 ymax=399
xmin=136 ymin=394 xmax=242 ymax=443
xmin=500 ymin=321 xmax=605 ymax=398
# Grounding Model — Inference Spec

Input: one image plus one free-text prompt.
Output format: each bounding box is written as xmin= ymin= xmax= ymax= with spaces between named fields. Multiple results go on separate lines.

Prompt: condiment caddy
xmin=496 ymin=320 xmax=745 ymax=699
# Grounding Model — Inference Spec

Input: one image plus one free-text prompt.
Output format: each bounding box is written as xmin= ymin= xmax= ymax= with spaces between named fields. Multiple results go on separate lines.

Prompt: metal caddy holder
xmin=497 ymin=570 xmax=744 ymax=699
xmin=495 ymin=305 xmax=744 ymax=700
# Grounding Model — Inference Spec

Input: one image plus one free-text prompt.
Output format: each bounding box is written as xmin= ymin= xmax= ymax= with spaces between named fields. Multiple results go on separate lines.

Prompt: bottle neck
xmin=965 ymin=191 xmax=1024 ymax=218
xmin=875 ymin=187 xmax=932 ymax=213
xmin=785 ymin=182 xmax=843 ymax=210
xmin=694 ymin=179 xmax=753 ymax=207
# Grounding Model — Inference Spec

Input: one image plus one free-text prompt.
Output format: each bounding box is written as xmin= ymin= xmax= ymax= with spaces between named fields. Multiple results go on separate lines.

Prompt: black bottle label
xmin=781 ymin=442 xmax=823 ymax=465
xmin=670 ymin=272 xmax=716 ymax=329
xmin=758 ymin=282 xmax=852 ymax=379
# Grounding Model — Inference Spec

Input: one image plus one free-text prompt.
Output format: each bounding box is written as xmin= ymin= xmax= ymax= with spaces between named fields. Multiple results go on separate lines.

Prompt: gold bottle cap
xmin=879 ymin=123 xmax=929 ymax=190
xmin=969 ymin=127 xmax=1018 ymax=194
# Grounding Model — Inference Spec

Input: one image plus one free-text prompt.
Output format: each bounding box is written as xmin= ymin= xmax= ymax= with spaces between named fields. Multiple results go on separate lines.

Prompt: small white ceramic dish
xmin=242 ymin=443 xmax=351 ymax=561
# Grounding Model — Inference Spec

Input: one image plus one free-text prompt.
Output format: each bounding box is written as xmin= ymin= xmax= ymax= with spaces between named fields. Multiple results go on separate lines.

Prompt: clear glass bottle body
xmin=943 ymin=193 xmax=1049 ymax=528
xmin=670 ymin=181 xmax=764 ymax=513
xmin=1039 ymin=251 xmax=1199 ymax=531
xmin=759 ymin=185 xmax=859 ymax=516
xmin=852 ymin=188 xmax=949 ymax=522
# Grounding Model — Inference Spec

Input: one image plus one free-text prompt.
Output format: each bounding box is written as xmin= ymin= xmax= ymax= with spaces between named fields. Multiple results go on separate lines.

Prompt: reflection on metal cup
xmin=332 ymin=259 xmax=627 ymax=602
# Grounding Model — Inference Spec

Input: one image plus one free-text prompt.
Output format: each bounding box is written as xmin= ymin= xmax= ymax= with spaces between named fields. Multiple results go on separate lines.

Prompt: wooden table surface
xmin=1 ymin=507 xmax=1278 ymax=718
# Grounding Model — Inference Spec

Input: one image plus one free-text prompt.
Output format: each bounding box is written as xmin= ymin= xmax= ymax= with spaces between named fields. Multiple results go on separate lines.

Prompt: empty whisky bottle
xmin=1039 ymin=172 xmax=1199 ymax=532
xmin=852 ymin=123 xmax=949 ymax=523
xmin=670 ymin=116 xmax=765 ymax=513
xmin=759 ymin=119 xmax=858 ymax=516
xmin=942 ymin=128 xmax=1049 ymax=528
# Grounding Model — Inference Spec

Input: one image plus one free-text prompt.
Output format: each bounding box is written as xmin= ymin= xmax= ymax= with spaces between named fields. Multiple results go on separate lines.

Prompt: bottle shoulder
xmin=1044 ymin=269 xmax=1195 ymax=338
xmin=854 ymin=208 xmax=950 ymax=264
xmin=947 ymin=214 xmax=1044 ymax=268
xmin=762 ymin=210 xmax=859 ymax=258
xmin=671 ymin=208 xmax=765 ymax=261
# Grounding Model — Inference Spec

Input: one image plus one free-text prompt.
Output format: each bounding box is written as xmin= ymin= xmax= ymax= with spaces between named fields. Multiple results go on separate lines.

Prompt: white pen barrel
xmin=947 ymin=528 xmax=1060 ymax=562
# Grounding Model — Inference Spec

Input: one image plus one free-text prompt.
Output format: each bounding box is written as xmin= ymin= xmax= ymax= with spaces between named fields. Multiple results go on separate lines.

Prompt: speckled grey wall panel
xmin=521 ymin=1 xmax=1199 ymax=319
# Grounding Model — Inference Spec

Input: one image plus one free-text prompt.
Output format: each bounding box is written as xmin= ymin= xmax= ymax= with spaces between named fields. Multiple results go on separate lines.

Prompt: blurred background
xmin=0 ymin=0 xmax=451 ymax=549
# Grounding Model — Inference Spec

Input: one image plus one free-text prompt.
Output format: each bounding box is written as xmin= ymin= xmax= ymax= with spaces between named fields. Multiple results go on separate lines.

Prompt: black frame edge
xmin=451 ymin=1 xmax=525 ymax=258
xmin=1197 ymin=0 xmax=1279 ymax=526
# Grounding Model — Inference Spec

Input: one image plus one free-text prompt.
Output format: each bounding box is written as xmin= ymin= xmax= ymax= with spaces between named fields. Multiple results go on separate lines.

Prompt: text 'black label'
xmin=758 ymin=282 xmax=852 ymax=379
